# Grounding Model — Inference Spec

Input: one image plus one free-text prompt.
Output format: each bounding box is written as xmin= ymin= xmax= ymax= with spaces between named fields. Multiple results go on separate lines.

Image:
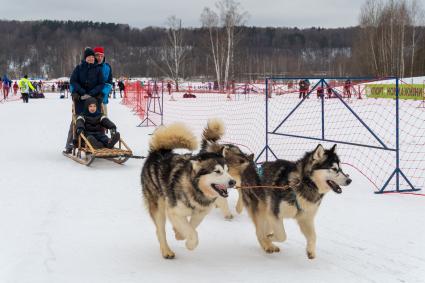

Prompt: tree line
xmin=0 ymin=0 xmax=423 ymax=81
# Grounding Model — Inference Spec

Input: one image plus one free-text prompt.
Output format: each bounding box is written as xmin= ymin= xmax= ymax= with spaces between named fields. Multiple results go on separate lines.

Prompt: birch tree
xmin=163 ymin=15 xmax=187 ymax=91
xmin=359 ymin=0 xmax=424 ymax=77
xmin=201 ymin=0 xmax=247 ymax=90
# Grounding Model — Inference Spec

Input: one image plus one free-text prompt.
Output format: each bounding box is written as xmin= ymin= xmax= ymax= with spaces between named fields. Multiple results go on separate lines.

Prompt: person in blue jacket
xmin=64 ymin=47 xmax=105 ymax=154
xmin=2 ymin=74 xmax=12 ymax=99
xmin=93 ymin=46 xmax=113 ymax=115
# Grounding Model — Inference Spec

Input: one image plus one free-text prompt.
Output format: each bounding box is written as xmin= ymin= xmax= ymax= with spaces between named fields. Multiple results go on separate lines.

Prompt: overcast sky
xmin=0 ymin=0 xmax=363 ymax=29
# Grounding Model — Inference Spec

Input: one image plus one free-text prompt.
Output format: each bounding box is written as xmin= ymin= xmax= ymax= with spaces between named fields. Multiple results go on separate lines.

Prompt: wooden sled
xmin=63 ymin=101 xmax=141 ymax=166
xmin=63 ymin=133 xmax=134 ymax=166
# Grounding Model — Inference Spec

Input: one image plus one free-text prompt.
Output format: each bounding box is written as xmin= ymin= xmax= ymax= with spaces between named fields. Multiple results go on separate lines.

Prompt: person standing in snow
xmin=12 ymin=81 xmax=19 ymax=96
xmin=93 ymin=46 xmax=113 ymax=116
xmin=2 ymin=75 xmax=12 ymax=100
xmin=344 ymin=79 xmax=352 ymax=98
xmin=298 ymin=79 xmax=306 ymax=99
xmin=19 ymin=75 xmax=36 ymax=103
xmin=117 ymin=80 xmax=125 ymax=98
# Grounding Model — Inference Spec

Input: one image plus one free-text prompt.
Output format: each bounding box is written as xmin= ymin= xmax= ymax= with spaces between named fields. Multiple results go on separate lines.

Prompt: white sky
xmin=0 ymin=0 xmax=363 ymax=29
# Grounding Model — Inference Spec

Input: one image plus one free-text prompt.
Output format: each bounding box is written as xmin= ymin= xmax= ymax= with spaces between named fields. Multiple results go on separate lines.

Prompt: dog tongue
xmin=216 ymin=184 xmax=227 ymax=190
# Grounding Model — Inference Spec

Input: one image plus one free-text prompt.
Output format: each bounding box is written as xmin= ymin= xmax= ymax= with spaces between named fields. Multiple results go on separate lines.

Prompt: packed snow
xmin=0 ymin=93 xmax=424 ymax=283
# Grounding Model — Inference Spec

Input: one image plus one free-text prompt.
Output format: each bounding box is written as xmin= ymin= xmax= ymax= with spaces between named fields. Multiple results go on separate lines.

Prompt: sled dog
xmin=241 ymin=144 xmax=352 ymax=259
xmin=142 ymin=122 xmax=236 ymax=259
xmin=201 ymin=119 xmax=253 ymax=218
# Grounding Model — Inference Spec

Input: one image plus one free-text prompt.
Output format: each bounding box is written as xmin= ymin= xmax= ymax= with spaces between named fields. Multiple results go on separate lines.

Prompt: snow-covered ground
xmin=0 ymin=94 xmax=424 ymax=283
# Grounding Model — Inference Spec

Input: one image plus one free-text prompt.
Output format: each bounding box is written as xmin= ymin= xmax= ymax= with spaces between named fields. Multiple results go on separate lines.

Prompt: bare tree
xmin=166 ymin=16 xmax=187 ymax=91
xmin=359 ymin=0 xmax=424 ymax=77
xmin=201 ymin=7 xmax=222 ymax=89
xmin=158 ymin=16 xmax=187 ymax=91
xmin=360 ymin=0 xmax=382 ymax=74
xmin=408 ymin=0 xmax=424 ymax=79
xmin=201 ymin=0 xmax=247 ymax=91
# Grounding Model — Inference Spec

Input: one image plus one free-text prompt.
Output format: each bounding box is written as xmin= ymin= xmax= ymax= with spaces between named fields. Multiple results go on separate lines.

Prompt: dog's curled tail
xmin=202 ymin=118 xmax=225 ymax=143
xmin=149 ymin=123 xmax=198 ymax=152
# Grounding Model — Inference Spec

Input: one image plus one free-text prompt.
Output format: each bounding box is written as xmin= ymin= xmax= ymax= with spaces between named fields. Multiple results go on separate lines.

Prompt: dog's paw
xmin=185 ymin=234 xmax=199 ymax=250
xmin=307 ymin=250 xmax=316 ymax=259
xmin=161 ymin=248 xmax=175 ymax=259
xmin=224 ymin=214 xmax=234 ymax=220
xmin=264 ymin=244 xmax=280 ymax=253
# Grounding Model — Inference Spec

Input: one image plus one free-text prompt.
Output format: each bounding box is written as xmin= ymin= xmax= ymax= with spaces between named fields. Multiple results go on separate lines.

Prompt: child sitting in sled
xmin=75 ymin=97 xmax=120 ymax=149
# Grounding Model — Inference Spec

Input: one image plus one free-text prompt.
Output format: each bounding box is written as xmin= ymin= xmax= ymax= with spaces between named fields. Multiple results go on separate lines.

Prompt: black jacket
xmin=70 ymin=61 xmax=104 ymax=96
xmin=76 ymin=113 xmax=116 ymax=135
xmin=117 ymin=81 xmax=125 ymax=90
xmin=70 ymin=61 xmax=105 ymax=114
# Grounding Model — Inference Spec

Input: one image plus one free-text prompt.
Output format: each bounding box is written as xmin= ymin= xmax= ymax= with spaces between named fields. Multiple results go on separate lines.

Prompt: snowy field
xmin=0 ymin=94 xmax=424 ymax=283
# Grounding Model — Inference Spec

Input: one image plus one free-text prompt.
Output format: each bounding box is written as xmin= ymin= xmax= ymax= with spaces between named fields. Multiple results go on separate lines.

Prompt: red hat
xmin=93 ymin=46 xmax=104 ymax=54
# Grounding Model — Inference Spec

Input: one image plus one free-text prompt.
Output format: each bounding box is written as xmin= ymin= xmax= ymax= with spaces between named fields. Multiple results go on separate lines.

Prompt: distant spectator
xmin=298 ymin=79 xmax=306 ymax=99
xmin=326 ymin=82 xmax=333 ymax=98
xmin=19 ymin=75 xmax=35 ymax=103
xmin=344 ymin=79 xmax=352 ymax=98
xmin=213 ymin=80 xmax=219 ymax=90
xmin=2 ymin=75 xmax=12 ymax=99
xmin=117 ymin=80 xmax=125 ymax=98
xmin=12 ymin=81 xmax=19 ymax=95
xmin=166 ymin=81 xmax=172 ymax=95
xmin=316 ymin=85 xmax=324 ymax=99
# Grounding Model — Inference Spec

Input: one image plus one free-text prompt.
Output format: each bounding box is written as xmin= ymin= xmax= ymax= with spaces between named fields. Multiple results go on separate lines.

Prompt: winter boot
xmin=107 ymin=132 xmax=120 ymax=149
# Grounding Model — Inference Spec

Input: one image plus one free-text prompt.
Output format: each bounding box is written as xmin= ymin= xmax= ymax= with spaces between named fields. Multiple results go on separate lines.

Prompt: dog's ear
xmin=221 ymin=145 xmax=229 ymax=158
xmin=313 ymin=144 xmax=325 ymax=161
xmin=248 ymin=153 xmax=254 ymax=161
xmin=330 ymin=144 xmax=337 ymax=153
xmin=191 ymin=160 xmax=201 ymax=173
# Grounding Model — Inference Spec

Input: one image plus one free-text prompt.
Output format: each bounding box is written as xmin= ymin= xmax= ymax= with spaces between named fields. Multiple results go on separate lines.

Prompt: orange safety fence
xmin=121 ymin=80 xmax=146 ymax=119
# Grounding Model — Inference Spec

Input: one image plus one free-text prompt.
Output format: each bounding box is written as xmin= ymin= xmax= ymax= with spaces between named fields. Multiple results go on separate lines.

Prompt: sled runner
xmin=63 ymin=102 xmax=141 ymax=166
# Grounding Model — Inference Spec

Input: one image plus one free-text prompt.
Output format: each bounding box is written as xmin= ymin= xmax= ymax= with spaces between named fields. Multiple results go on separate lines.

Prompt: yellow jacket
xmin=18 ymin=77 xmax=36 ymax=93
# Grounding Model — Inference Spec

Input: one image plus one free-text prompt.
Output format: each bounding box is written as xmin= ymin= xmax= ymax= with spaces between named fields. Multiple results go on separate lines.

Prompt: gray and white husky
xmin=200 ymin=118 xmax=253 ymax=219
xmin=241 ymin=144 xmax=352 ymax=259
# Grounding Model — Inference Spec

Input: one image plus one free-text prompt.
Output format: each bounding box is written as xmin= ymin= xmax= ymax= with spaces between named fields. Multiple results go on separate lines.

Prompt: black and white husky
xmin=241 ymin=144 xmax=352 ymax=259
xmin=141 ymin=123 xmax=236 ymax=259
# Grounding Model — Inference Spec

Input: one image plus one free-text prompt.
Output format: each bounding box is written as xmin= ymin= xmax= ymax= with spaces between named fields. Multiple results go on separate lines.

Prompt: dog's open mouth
xmin=211 ymin=183 xmax=229 ymax=198
xmin=327 ymin=180 xmax=342 ymax=194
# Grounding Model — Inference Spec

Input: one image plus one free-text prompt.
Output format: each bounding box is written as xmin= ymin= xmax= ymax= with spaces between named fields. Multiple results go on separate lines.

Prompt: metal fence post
xmin=265 ymin=78 xmax=269 ymax=162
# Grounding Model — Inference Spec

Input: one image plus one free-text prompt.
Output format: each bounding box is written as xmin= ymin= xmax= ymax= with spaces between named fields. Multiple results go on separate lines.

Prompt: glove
xmin=110 ymin=128 xmax=117 ymax=136
xmin=81 ymin=94 xmax=91 ymax=100
xmin=76 ymin=127 xmax=84 ymax=136
xmin=71 ymin=93 xmax=79 ymax=101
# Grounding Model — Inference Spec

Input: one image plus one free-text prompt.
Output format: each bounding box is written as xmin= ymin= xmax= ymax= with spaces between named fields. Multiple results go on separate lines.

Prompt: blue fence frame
xmin=256 ymin=77 xmax=420 ymax=194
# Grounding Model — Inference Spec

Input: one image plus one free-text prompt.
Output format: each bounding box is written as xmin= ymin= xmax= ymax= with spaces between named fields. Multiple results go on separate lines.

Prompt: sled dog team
xmin=142 ymin=119 xmax=352 ymax=259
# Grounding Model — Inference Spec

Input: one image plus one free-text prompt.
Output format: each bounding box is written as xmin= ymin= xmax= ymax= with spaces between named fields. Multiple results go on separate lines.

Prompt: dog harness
xmin=256 ymin=165 xmax=303 ymax=212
